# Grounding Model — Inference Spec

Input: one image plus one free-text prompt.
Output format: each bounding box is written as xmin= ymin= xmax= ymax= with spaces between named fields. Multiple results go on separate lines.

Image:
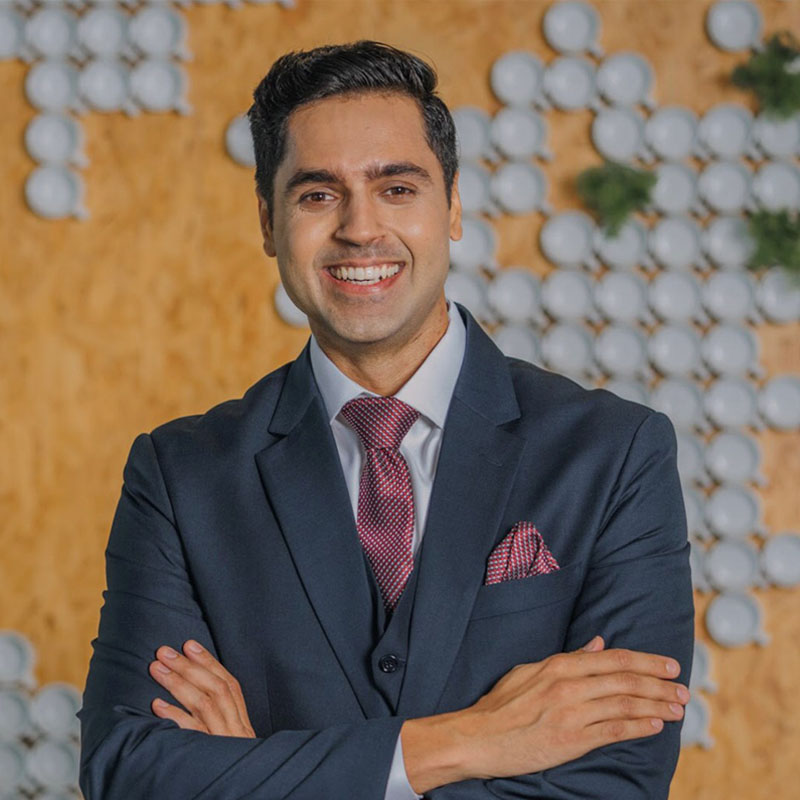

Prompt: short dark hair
xmin=247 ymin=40 xmax=458 ymax=229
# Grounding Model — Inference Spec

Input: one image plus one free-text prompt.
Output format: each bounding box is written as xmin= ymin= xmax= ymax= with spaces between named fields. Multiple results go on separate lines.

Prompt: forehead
xmin=279 ymin=92 xmax=437 ymax=177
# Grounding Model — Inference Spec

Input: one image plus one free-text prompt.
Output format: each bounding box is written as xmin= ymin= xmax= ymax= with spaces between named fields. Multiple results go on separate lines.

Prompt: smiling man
xmin=262 ymin=89 xmax=459 ymax=397
xmin=78 ymin=41 xmax=694 ymax=799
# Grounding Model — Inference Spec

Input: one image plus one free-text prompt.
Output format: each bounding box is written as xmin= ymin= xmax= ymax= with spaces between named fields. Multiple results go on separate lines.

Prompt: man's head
xmin=247 ymin=40 xmax=462 ymax=368
xmin=248 ymin=40 xmax=459 ymax=231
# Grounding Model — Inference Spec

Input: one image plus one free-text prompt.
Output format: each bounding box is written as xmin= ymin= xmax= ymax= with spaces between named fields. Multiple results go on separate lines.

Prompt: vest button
xmin=378 ymin=654 xmax=400 ymax=673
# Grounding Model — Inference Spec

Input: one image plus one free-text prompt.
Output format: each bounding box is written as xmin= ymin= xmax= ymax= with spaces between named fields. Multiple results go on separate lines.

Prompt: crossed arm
xmin=79 ymin=410 xmax=694 ymax=798
xmin=146 ymin=630 xmax=690 ymax=798
xmin=78 ymin=432 xmax=407 ymax=799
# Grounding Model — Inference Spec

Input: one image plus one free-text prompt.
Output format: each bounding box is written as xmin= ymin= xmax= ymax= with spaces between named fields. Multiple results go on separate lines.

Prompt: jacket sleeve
xmin=77 ymin=432 xmax=404 ymax=800
xmin=426 ymin=410 xmax=696 ymax=800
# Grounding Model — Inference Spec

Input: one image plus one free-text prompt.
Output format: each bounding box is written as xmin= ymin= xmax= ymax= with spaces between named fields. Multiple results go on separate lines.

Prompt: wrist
xmin=400 ymin=708 xmax=485 ymax=794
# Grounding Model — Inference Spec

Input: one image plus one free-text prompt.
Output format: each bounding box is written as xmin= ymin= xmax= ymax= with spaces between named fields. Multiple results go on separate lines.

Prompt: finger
xmin=156 ymin=645 xmax=239 ymax=722
xmin=169 ymin=645 xmax=253 ymax=736
xmin=181 ymin=641 xmax=250 ymax=726
xmin=559 ymin=647 xmax=680 ymax=681
xmin=568 ymin=672 xmax=690 ymax=706
xmin=151 ymin=697 xmax=207 ymax=733
xmin=577 ymin=635 xmax=605 ymax=653
xmin=583 ymin=716 xmax=665 ymax=748
xmin=149 ymin=654 xmax=233 ymax=732
xmin=581 ymin=694 xmax=685 ymax=728
xmin=603 ymin=673 xmax=690 ymax=704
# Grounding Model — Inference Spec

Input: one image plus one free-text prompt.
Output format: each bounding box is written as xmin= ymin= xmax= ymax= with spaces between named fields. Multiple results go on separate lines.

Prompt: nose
xmin=334 ymin=190 xmax=384 ymax=246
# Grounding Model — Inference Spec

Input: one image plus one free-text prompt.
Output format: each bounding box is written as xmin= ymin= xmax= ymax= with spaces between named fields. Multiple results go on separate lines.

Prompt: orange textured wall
xmin=1 ymin=2 xmax=798 ymax=797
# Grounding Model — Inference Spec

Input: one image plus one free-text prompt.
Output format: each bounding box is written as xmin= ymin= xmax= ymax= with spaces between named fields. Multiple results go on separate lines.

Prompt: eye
xmin=385 ymin=185 xmax=415 ymax=197
xmin=300 ymin=191 xmax=333 ymax=203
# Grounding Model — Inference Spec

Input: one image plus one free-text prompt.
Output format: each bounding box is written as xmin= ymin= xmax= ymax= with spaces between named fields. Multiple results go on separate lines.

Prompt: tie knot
xmin=340 ymin=396 xmax=420 ymax=451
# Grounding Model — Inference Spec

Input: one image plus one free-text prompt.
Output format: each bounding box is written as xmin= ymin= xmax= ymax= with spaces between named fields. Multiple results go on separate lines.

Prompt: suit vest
xmin=361 ymin=543 xmax=422 ymax=715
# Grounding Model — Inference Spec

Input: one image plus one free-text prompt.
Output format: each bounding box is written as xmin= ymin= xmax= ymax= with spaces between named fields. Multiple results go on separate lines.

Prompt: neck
xmin=313 ymin=302 xmax=450 ymax=396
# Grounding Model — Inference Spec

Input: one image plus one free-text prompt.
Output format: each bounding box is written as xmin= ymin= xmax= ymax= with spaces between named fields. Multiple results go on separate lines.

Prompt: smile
xmin=327 ymin=263 xmax=402 ymax=285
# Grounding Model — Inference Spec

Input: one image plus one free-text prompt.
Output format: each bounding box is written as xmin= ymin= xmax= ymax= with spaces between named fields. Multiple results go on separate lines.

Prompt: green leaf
xmin=746 ymin=209 xmax=800 ymax=285
xmin=576 ymin=161 xmax=655 ymax=235
xmin=732 ymin=31 xmax=800 ymax=118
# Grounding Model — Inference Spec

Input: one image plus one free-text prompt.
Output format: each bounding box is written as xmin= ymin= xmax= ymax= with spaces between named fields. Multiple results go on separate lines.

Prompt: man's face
xmin=258 ymin=91 xmax=462 ymax=357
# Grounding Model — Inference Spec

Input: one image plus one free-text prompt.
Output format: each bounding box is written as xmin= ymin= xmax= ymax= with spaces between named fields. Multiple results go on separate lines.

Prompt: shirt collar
xmin=309 ymin=299 xmax=466 ymax=429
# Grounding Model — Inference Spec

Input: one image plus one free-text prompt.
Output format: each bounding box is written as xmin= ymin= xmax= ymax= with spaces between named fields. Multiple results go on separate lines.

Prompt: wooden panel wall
xmin=1 ymin=1 xmax=798 ymax=797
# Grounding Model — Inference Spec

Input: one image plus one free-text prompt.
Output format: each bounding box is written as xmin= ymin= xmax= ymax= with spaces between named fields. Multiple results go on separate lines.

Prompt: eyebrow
xmin=284 ymin=161 xmax=434 ymax=196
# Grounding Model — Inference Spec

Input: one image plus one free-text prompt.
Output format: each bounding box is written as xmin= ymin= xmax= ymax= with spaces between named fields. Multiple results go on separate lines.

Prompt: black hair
xmin=247 ymin=40 xmax=458 ymax=229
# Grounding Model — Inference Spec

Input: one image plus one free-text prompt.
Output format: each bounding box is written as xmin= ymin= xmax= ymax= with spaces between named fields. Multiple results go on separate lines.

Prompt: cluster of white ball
xmin=0 ymin=0 xmax=294 ymax=219
xmin=447 ymin=0 xmax=800 ymax=752
xmin=0 ymin=629 xmax=83 ymax=799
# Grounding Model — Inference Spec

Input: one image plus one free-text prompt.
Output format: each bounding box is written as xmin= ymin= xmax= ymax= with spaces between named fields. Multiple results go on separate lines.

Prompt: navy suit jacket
xmin=78 ymin=303 xmax=694 ymax=799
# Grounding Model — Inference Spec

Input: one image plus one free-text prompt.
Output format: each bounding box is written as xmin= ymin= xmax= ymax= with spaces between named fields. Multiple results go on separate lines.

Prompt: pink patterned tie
xmin=340 ymin=396 xmax=420 ymax=613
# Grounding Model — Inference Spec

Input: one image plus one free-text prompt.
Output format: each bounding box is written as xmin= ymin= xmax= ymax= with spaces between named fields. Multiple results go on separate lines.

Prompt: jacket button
xmin=378 ymin=654 xmax=400 ymax=673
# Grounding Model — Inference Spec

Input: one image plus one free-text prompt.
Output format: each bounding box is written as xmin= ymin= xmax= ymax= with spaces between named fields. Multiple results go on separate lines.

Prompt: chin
xmin=336 ymin=325 xmax=398 ymax=347
xmin=327 ymin=317 xmax=405 ymax=348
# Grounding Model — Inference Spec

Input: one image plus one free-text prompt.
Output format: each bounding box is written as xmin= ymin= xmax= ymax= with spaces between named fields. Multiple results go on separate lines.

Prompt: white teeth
xmin=330 ymin=263 xmax=401 ymax=283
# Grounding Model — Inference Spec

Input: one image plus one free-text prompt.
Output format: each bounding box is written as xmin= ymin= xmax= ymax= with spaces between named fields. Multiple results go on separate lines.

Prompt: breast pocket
xmin=469 ymin=558 xmax=585 ymax=620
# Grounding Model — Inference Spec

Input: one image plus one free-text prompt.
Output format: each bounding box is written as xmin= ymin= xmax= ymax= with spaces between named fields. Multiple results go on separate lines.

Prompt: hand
xmin=148 ymin=640 xmax=256 ymax=738
xmin=401 ymin=635 xmax=690 ymax=794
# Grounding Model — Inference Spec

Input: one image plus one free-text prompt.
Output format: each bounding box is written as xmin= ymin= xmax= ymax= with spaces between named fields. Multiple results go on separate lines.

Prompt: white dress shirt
xmin=308 ymin=299 xmax=466 ymax=800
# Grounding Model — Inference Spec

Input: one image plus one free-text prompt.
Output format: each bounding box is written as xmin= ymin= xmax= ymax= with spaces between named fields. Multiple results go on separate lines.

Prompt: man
xmin=78 ymin=40 xmax=694 ymax=799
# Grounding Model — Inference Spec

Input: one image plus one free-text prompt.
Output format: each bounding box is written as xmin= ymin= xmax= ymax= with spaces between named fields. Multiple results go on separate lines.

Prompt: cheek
xmin=277 ymin=223 xmax=324 ymax=277
xmin=398 ymin=209 xmax=452 ymax=261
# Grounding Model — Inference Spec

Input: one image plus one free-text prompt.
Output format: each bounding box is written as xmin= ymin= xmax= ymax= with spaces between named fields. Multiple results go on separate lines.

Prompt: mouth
xmin=326 ymin=262 xmax=403 ymax=286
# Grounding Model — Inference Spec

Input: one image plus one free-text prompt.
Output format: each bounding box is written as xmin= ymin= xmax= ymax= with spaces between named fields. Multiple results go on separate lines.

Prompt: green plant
xmin=576 ymin=161 xmax=655 ymax=235
xmin=746 ymin=209 xmax=800 ymax=284
xmin=732 ymin=31 xmax=800 ymax=118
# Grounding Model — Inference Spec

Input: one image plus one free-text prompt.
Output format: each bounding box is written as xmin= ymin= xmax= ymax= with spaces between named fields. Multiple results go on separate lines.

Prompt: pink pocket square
xmin=484 ymin=522 xmax=560 ymax=585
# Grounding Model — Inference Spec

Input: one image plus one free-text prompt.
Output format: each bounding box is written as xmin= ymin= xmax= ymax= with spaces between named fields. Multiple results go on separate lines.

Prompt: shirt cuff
xmin=384 ymin=729 xmax=423 ymax=800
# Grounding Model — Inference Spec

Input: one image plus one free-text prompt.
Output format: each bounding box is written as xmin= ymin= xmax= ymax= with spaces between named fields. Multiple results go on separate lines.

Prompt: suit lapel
xmin=397 ymin=307 xmax=526 ymax=718
xmin=255 ymin=345 xmax=387 ymax=720
xmin=255 ymin=308 xmax=527 ymax=722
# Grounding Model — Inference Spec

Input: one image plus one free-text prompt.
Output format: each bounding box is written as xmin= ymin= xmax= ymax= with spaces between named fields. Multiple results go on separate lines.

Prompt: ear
xmin=256 ymin=189 xmax=277 ymax=258
xmin=448 ymin=171 xmax=462 ymax=242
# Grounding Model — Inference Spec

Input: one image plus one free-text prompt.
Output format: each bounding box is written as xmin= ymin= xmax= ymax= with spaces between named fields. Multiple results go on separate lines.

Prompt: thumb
xmin=579 ymin=635 xmax=604 ymax=652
